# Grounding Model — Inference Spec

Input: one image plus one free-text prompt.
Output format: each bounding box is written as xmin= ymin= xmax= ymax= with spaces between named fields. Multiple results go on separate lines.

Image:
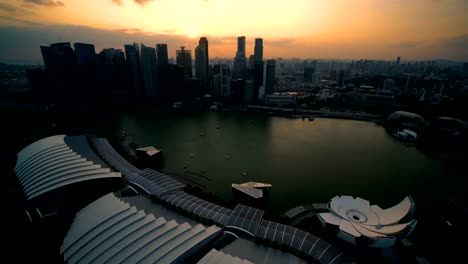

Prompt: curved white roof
xmin=15 ymin=135 xmax=122 ymax=200
xmin=319 ymin=195 xmax=416 ymax=248
xmin=198 ymin=249 xmax=254 ymax=264
xmin=61 ymin=193 xmax=222 ymax=264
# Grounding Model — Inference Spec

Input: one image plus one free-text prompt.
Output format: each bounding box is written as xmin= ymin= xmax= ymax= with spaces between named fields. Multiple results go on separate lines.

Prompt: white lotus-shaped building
xmin=318 ymin=196 xmax=417 ymax=248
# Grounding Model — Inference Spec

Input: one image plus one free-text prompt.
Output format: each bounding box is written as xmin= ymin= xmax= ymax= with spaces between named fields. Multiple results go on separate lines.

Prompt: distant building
xmin=195 ymin=43 xmax=207 ymax=82
xmin=254 ymin=38 xmax=263 ymax=63
xmin=244 ymin=79 xmax=256 ymax=103
xmin=396 ymin=56 xmax=401 ymax=66
xmin=140 ymin=44 xmax=158 ymax=100
xmin=219 ymin=64 xmax=231 ymax=97
xmin=237 ymin=36 xmax=246 ymax=57
xmin=74 ymin=43 xmax=96 ymax=80
xmin=304 ymin=67 xmax=314 ymax=83
xmin=199 ymin=37 xmax=209 ymax=78
xmin=264 ymin=94 xmax=296 ymax=106
xmin=264 ymin=60 xmax=276 ymax=95
xmin=463 ymin=62 xmax=468 ymax=74
xmin=337 ymin=70 xmax=345 ymax=88
xmin=156 ymin=44 xmax=169 ymax=68
xmin=383 ymin=79 xmax=396 ymax=91
xmin=230 ymin=79 xmax=245 ymax=103
xmin=40 ymin=42 xmax=78 ymax=102
xmin=233 ymin=56 xmax=247 ymax=79
xmin=168 ymin=64 xmax=184 ymax=99
xmin=405 ymin=75 xmax=417 ymax=93
xmin=97 ymin=48 xmax=127 ymax=100
xmin=233 ymin=37 xmax=247 ymax=79
xmin=176 ymin=46 xmax=192 ymax=78
xmin=124 ymin=43 xmax=143 ymax=99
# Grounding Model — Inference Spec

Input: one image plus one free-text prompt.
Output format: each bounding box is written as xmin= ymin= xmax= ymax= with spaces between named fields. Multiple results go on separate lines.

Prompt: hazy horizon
xmin=0 ymin=0 xmax=467 ymax=64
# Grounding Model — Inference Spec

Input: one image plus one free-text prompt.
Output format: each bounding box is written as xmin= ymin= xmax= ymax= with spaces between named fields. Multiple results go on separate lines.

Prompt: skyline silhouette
xmin=0 ymin=0 xmax=467 ymax=64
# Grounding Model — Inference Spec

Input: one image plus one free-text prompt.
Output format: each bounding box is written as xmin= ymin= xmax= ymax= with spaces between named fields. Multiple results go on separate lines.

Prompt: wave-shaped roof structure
xmin=15 ymin=135 xmax=122 ymax=201
xmin=61 ymin=193 xmax=222 ymax=264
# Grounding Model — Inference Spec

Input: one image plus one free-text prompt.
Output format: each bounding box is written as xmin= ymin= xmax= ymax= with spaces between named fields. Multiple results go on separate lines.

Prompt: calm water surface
xmin=106 ymin=111 xmax=463 ymax=215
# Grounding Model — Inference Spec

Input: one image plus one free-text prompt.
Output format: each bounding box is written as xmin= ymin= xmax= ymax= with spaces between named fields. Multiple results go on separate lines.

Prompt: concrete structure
xmin=124 ymin=43 xmax=143 ymax=98
xmin=264 ymin=60 xmax=276 ymax=95
xmin=264 ymin=94 xmax=296 ymax=106
xmin=199 ymin=37 xmax=209 ymax=79
xmin=40 ymin=42 xmax=77 ymax=101
xmin=156 ymin=44 xmax=169 ymax=67
xmin=234 ymin=36 xmax=247 ymax=79
xmin=318 ymin=196 xmax=417 ymax=248
xmin=195 ymin=43 xmax=207 ymax=81
xmin=176 ymin=46 xmax=193 ymax=78
xmin=140 ymin=44 xmax=158 ymax=100
xmin=254 ymin=38 xmax=263 ymax=63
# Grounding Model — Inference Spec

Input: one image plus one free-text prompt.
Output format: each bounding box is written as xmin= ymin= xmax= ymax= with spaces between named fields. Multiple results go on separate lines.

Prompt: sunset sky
xmin=0 ymin=0 xmax=467 ymax=64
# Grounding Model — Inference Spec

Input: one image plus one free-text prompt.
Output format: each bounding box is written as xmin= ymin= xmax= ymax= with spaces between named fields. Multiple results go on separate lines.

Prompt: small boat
xmin=216 ymin=125 xmax=220 ymax=129
xmin=225 ymin=155 xmax=230 ymax=159
xmin=242 ymin=172 xmax=248 ymax=176
xmin=200 ymin=133 xmax=205 ymax=136
xmin=249 ymin=119 xmax=254 ymax=122
xmin=189 ymin=154 xmax=194 ymax=158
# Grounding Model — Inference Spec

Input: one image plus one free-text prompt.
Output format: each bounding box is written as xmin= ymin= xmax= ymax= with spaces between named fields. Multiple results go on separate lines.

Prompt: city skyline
xmin=0 ymin=0 xmax=467 ymax=64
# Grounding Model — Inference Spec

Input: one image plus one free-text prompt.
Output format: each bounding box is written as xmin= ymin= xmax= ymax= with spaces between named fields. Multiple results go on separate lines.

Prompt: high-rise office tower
xmin=74 ymin=43 xmax=97 ymax=94
xmin=74 ymin=43 xmax=96 ymax=67
xmin=195 ymin=44 xmax=207 ymax=81
xmin=124 ymin=44 xmax=143 ymax=98
xmin=304 ymin=67 xmax=314 ymax=83
xmin=237 ymin=36 xmax=246 ymax=57
xmin=405 ymin=75 xmax=417 ymax=93
xmin=396 ymin=56 xmax=401 ymax=66
xmin=337 ymin=70 xmax=345 ymax=88
xmin=40 ymin=42 xmax=77 ymax=102
xmin=219 ymin=64 xmax=231 ymax=97
xmin=176 ymin=46 xmax=192 ymax=78
xmin=156 ymin=44 xmax=169 ymax=68
xmin=233 ymin=36 xmax=247 ymax=79
xmin=199 ymin=37 xmax=209 ymax=77
xmin=140 ymin=44 xmax=158 ymax=100
xmin=97 ymin=48 xmax=127 ymax=99
xmin=254 ymin=38 xmax=263 ymax=63
xmin=264 ymin=60 xmax=276 ymax=95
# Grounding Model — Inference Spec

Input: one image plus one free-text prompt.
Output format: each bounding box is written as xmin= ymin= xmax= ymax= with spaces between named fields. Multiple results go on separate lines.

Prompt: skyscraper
xmin=233 ymin=36 xmax=247 ymax=79
xmin=176 ymin=46 xmax=192 ymax=78
xmin=195 ymin=44 xmax=207 ymax=81
xmin=396 ymin=56 xmax=401 ymax=66
xmin=337 ymin=70 xmax=345 ymax=88
xmin=304 ymin=67 xmax=314 ymax=83
xmin=237 ymin=36 xmax=246 ymax=57
xmin=405 ymin=75 xmax=417 ymax=93
xmin=264 ymin=60 xmax=276 ymax=95
xmin=254 ymin=38 xmax=263 ymax=63
xmin=140 ymin=44 xmax=158 ymax=100
xmin=124 ymin=44 xmax=143 ymax=98
xmin=40 ymin=42 xmax=77 ymax=102
xmin=199 ymin=37 xmax=209 ymax=77
xmin=74 ymin=43 xmax=97 ymax=96
xmin=156 ymin=44 xmax=169 ymax=68
xmin=220 ymin=64 xmax=231 ymax=97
